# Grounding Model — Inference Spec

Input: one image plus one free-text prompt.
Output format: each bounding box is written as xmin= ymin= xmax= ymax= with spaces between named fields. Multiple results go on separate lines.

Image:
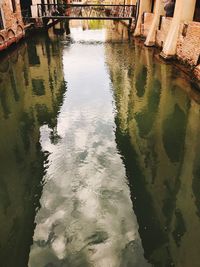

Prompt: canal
xmin=0 ymin=21 xmax=200 ymax=267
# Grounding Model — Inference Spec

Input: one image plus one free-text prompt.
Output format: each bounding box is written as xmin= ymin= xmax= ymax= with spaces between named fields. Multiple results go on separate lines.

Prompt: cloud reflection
xmin=29 ymin=28 xmax=149 ymax=267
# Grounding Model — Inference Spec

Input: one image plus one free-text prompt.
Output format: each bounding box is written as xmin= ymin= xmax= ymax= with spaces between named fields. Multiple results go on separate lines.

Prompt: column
xmin=134 ymin=0 xmax=152 ymax=36
xmin=145 ymin=0 xmax=165 ymax=46
xmin=161 ymin=0 xmax=196 ymax=58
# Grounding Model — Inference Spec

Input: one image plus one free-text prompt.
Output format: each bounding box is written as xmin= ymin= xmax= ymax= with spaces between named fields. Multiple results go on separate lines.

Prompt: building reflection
xmin=106 ymin=38 xmax=200 ymax=267
xmin=0 ymin=32 xmax=66 ymax=267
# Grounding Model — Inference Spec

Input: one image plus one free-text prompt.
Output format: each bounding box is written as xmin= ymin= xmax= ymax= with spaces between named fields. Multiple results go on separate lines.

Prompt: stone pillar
xmin=161 ymin=0 xmax=196 ymax=58
xmin=145 ymin=0 xmax=165 ymax=46
xmin=134 ymin=0 xmax=152 ymax=36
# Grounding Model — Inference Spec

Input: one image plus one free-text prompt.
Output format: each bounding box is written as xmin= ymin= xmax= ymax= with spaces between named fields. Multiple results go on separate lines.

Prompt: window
xmin=11 ymin=0 xmax=16 ymax=13
xmin=0 ymin=9 xmax=4 ymax=30
xmin=32 ymin=79 xmax=45 ymax=96
xmin=164 ymin=0 xmax=176 ymax=18
xmin=28 ymin=42 xmax=40 ymax=65
xmin=194 ymin=0 xmax=200 ymax=22
xmin=151 ymin=1 xmax=155 ymax=13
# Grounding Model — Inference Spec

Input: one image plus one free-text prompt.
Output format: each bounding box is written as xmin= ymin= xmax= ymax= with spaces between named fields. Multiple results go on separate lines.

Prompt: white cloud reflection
xmin=29 ymin=28 xmax=149 ymax=267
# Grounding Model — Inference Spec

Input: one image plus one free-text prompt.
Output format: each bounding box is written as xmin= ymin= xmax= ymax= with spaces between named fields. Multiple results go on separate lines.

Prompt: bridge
xmin=34 ymin=4 xmax=136 ymax=29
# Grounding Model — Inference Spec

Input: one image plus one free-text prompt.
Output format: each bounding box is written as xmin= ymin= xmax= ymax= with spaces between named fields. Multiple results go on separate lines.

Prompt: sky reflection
xmin=28 ymin=27 xmax=149 ymax=267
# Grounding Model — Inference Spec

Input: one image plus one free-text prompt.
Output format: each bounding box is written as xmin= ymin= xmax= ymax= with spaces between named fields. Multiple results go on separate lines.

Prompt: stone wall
xmin=177 ymin=22 xmax=200 ymax=66
xmin=0 ymin=0 xmax=24 ymax=51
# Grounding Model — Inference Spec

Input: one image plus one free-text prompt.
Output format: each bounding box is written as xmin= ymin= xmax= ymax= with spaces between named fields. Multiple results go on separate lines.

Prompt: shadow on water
xmin=0 ymin=31 xmax=67 ymax=267
xmin=106 ymin=38 xmax=200 ymax=267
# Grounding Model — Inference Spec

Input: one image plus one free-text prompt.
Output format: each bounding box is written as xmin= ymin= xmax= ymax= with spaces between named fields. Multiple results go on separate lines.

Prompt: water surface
xmin=0 ymin=22 xmax=200 ymax=267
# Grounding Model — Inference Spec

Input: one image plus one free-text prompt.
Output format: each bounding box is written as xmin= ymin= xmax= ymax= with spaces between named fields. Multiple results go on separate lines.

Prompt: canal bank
xmin=131 ymin=0 xmax=200 ymax=82
xmin=113 ymin=20 xmax=200 ymax=88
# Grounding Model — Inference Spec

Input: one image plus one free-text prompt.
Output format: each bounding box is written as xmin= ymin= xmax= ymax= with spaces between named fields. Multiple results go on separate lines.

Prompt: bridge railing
xmin=36 ymin=4 xmax=136 ymax=19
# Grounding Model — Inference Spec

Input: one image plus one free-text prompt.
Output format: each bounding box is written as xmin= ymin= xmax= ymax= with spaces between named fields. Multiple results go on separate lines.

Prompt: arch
xmin=0 ymin=34 xmax=7 ymax=51
xmin=0 ymin=34 xmax=5 ymax=44
xmin=16 ymin=25 xmax=24 ymax=34
xmin=7 ymin=29 xmax=15 ymax=39
xmin=7 ymin=29 xmax=16 ymax=47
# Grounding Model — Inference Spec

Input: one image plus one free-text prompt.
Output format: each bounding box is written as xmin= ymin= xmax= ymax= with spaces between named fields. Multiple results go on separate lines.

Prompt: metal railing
xmin=36 ymin=3 xmax=136 ymax=20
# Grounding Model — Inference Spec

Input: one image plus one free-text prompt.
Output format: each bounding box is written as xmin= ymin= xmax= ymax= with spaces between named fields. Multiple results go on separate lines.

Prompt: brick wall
xmin=0 ymin=0 xmax=24 ymax=49
xmin=177 ymin=22 xmax=200 ymax=66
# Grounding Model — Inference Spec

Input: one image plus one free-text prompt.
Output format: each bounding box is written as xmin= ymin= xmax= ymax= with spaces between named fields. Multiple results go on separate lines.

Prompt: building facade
xmin=134 ymin=0 xmax=200 ymax=80
xmin=112 ymin=0 xmax=200 ymax=81
xmin=31 ymin=0 xmax=59 ymax=18
xmin=0 ymin=0 xmax=24 ymax=51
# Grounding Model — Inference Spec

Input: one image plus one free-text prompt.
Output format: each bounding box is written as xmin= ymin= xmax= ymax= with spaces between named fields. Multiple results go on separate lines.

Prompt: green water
xmin=0 ymin=23 xmax=200 ymax=267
